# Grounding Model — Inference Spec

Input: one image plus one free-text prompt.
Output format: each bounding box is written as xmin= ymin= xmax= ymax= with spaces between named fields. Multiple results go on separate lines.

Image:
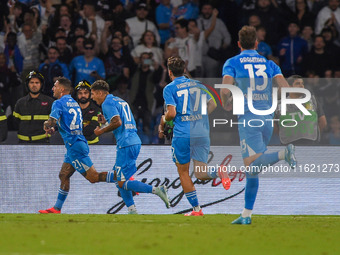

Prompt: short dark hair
xmin=56 ymin=77 xmax=72 ymax=93
xmin=175 ymin=19 xmax=189 ymax=32
xmin=91 ymin=80 xmax=110 ymax=92
xmin=239 ymin=26 xmax=257 ymax=49
xmin=287 ymin=75 xmax=303 ymax=86
xmin=167 ymin=56 xmax=185 ymax=77
xmin=83 ymin=38 xmax=95 ymax=48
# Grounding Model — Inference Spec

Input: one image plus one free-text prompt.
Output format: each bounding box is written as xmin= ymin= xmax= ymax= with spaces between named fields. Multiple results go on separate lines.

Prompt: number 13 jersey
xmin=222 ymin=49 xmax=282 ymax=114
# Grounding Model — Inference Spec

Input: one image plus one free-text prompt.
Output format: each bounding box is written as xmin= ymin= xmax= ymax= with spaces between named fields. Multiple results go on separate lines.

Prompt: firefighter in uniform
xmin=0 ymin=107 xmax=7 ymax=142
xmin=75 ymin=80 xmax=101 ymax=144
xmin=13 ymin=71 xmax=54 ymax=143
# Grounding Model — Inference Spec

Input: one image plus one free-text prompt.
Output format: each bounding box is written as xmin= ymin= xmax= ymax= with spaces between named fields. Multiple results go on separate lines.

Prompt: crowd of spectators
xmin=1 ymin=0 xmax=340 ymax=145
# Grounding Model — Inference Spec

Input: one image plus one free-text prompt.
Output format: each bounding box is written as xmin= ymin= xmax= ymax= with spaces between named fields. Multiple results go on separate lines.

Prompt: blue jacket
xmin=4 ymin=45 xmax=23 ymax=74
xmin=277 ymin=36 xmax=308 ymax=75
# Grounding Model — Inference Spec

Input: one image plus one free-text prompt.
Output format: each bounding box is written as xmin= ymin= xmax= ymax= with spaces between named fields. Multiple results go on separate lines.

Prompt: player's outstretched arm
xmin=94 ymin=115 xmax=122 ymax=136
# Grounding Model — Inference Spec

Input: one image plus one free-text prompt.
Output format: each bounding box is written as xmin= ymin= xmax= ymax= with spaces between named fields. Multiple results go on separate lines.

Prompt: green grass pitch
xmin=1 ymin=214 xmax=340 ymax=255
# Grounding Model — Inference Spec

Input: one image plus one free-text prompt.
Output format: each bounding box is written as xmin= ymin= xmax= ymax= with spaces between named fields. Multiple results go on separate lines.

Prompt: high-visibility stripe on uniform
xmin=91 ymin=116 xmax=98 ymax=121
xmin=18 ymin=134 xmax=51 ymax=141
xmin=0 ymin=115 xmax=6 ymax=121
xmin=33 ymin=115 xmax=49 ymax=120
xmin=13 ymin=112 xmax=32 ymax=120
xmin=87 ymin=137 xmax=99 ymax=144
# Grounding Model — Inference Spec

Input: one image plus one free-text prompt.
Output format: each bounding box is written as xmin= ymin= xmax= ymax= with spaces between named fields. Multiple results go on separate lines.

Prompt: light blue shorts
xmin=171 ymin=136 xmax=210 ymax=164
xmin=64 ymin=140 xmax=93 ymax=174
xmin=114 ymin=144 xmax=141 ymax=181
xmin=238 ymin=114 xmax=273 ymax=159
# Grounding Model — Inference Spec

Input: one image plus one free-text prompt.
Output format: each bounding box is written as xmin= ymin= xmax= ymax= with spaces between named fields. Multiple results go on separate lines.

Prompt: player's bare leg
xmin=176 ymin=162 xmax=203 ymax=216
xmin=39 ymin=163 xmax=75 ymax=214
xmin=82 ymin=166 xmax=107 ymax=183
xmin=176 ymin=162 xmax=195 ymax=193
xmin=59 ymin=163 xmax=76 ymax=191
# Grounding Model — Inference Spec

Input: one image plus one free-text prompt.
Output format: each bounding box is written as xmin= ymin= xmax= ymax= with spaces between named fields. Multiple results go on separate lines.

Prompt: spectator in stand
xmin=173 ymin=0 xmax=199 ymax=21
xmin=18 ymin=22 xmax=42 ymax=78
xmin=32 ymin=0 xmax=55 ymax=26
xmin=301 ymin=25 xmax=314 ymax=51
xmin=56 ymin=36 xmax=72 ymax=64
xmin=131 ymin=30 xmax=164 ymax=68
xmin=7 ymin=1 xmax=24 ymax=33
xmin=164 ymin=19 xmax=197 ymax=76
xmin=81 ymin=1 xmax=105 ymax=43
xmin=1 ymin=32 xmax=24 ymax=74
xmin=155 ymin=0 xmax=173 ymax=47
xmin=39 ymin=46 xmax=70 ymax=97
xmin=112 ymin=76 xmax=130 ymax=104
xmin=188 ymin=12 xmax=218 ymax=77
xmin=256 ymin=26 xmax=275 ymax=60
xmin=289 ymin=0 xmax=315 ymax=29
xmin=0 ymin=53 xmax=22 ymax=110
xmin=302 ymin=35 xmax=334 ymax=77
xmin=277 ymin=21 xmax=308 ymax=76
xmin=69 ymin=38 xmax=105 ymax=86
xmin=125 ymin=2 xmax=161 ymax=47
xmin=101 ymin=36 xmax=134 ymax=92
xmin=248 ymin=14 xmax=262 ymax=27
xmin=71 ymin=35 xmax=85 ymax=58
xmin=109 ymin=0 xmax=131 ymax=31
xmin=326 ymin=115 xmax=340 ymax=145
xmin=251 ymin=0 xmax=288 ymax=47
xmin=130 ymin=52 xmax=162 ymax=136
xmin=315 ymin=0 xmax=340 ymax=35
xmin=197 ymin=2 xmax=232 ymax=77
xmin=321 ymin=27 xmax=340 ymax=56
xmin=59 ymin=15 xmax=74 ymax=43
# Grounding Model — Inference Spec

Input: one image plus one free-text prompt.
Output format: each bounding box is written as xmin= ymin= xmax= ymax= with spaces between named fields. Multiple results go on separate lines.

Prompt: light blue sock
xmin=123 ymin=180 xmax=153 ymax=193
xmin=54 ymin=188 xmax=68 ymax=210
xmin=245 ymin=173 xmax=259 ymax=210
xmin=114 ymin=181 xmax=134 ymax=207
xmin=106 ymin=171 xmax=115 ymax=183
xmin=185 ymin=190 xmax=199 ymax=207
xmin=206 ymin=167 xmax=218 ymax=179
xmin=250 ymin=152 xmax=280 ymax=174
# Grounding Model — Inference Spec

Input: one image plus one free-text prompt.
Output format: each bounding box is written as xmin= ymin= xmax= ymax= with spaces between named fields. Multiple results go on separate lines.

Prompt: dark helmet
xmin=25 ymin=70 xmax=44 ymax=94
xmin=75 ymin=80 xmax=91 ymax=104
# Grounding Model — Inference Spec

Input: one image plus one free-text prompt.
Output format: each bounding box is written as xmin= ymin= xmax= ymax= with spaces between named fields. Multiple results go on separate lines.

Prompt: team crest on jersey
xmin=41 ymin=102 xmax=48 ymax=106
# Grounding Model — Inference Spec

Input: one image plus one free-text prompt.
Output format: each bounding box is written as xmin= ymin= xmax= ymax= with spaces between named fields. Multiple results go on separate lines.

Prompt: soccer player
xmin=220 ymin=26 xmax=297 ymax=224
xmin=90 ymin=80 xmax=170 ymax=213
xmin=38 ymin=77 xmax=109 ymax=214
xmin=160 ymin=56 xmax=230 ymax=216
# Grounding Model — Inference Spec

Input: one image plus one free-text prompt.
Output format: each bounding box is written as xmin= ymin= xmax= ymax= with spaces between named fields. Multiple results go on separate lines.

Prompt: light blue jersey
xmin=163 ymin=76 xmax=211 ymax=138
xmin=102 ymin=94 xmax=141 ymax=148
xmin=222 ymin=50 xmax=283 ymax=158
xmin=50 ymin=94 xmax=87 ymax=147
xmin=222 ymin=50 xmax=282 ymax=115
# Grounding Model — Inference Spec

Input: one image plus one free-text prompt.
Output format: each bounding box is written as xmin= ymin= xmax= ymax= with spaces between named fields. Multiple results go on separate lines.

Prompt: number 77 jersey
xmin=222 ymin=49 xmax=282 ymax=114
xmin=50 ymin=94 xmax=87 ymax=146
xmin=101 ymin=94 xmax=141 ymax=148
xmin=163 ymin=76 xmax=211 ymax=138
